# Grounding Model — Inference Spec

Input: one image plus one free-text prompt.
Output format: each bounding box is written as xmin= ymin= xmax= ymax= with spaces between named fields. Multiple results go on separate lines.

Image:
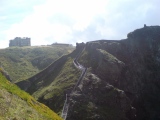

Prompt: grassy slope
xmin=0 ymin=46 xmax=74 ymax=83
xmin=23 ymin=49 xmax=82 ymax=114
xmin=33 ymin=57 xmax=80 ymax=99
xmin=0 ymin=68 xmax=62 ymax=120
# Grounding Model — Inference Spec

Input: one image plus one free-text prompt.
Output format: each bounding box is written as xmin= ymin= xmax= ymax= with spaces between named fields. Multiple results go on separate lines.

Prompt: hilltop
xmin=0 ymin=45 xmax=74 ymax=83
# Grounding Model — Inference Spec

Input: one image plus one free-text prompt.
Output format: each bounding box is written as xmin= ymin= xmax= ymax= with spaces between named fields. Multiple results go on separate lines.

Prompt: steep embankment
xmin=0 ymin=46 xmax=74 ymax=83
xmin=0 ymin=68 xmax=62 ymax=120
xmin=16 ymin=47 xmax=84 ymax=114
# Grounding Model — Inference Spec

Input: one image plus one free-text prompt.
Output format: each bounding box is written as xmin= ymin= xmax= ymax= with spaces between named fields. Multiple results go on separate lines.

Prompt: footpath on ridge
xmin=61 ymin=46 xmax=87 ymax=120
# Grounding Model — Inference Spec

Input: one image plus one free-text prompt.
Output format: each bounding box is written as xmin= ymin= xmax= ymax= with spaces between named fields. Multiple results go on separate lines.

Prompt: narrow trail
xmin=61 ymin=47 xmax=87 ymax=120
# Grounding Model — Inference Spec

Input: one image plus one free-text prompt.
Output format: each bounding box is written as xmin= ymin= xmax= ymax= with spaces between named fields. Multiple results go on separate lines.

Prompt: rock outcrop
xmin=67 ymin=72 xmax=136 ymax=120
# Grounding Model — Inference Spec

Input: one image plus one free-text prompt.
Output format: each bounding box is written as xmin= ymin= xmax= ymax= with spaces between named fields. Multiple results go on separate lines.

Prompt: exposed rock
xmin=67 ymin=72 xmax=136 ymax=120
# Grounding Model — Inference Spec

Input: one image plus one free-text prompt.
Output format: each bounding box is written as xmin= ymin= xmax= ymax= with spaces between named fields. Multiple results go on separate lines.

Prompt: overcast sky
xmin=0 ymin=0 xmax=160 ymax=48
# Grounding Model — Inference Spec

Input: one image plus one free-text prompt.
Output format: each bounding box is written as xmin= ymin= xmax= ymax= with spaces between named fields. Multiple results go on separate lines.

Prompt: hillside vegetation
xmin=0 ymin=46 xmax=74 ymax=83
xmin=16 ymin=48 xmax=82 ymax=114
xmin=0 ymin=68 xmax=62 ymax=120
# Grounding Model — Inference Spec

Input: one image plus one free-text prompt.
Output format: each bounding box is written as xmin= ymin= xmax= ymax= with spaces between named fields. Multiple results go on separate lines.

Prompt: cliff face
xmin=70 ymin=26 xmax=160 ymax=120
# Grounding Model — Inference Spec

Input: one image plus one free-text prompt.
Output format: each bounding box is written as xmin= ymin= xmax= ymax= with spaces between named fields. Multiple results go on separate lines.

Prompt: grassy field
xmin=0 ymin=46 xmax=74 ymax=83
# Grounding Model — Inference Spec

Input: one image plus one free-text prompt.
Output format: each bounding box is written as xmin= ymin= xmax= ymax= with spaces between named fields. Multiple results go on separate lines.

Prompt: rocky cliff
xmin=72 ymin=25 xmax=160 ymax=120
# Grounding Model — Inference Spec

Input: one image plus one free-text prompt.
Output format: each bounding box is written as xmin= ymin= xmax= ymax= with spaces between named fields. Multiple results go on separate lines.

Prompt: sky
xmin=0 ymin=0 xmax=160 ymax=48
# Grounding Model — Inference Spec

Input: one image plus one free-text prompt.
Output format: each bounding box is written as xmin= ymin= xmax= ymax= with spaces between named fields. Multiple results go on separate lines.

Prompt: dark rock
xmin=77 ymin=25 xmax=160 ymax=120
xmin=67 ymin=73 xmax=135 ymax=120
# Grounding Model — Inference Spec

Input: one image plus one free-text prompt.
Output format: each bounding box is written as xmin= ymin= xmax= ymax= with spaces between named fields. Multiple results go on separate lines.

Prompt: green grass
xmin=19 ymin=49 xmax=82 ymax=114
xmin=0 ymin=68 xmax=62 ymax=120
xmin=78 ymin=48 xmax=99 ymax=69
xmin=0 ymin=46 xmax=74 ymax=83
xmin=32 ymin=55 xmax=81 ymax=113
